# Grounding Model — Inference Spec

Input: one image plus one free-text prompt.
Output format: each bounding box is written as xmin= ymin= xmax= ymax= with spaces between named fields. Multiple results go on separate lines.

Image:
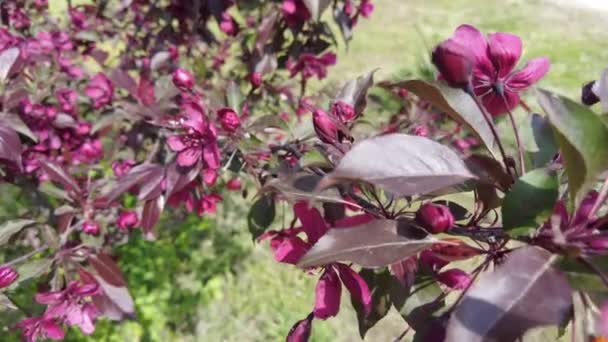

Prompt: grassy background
xmin=5 ymin=0 xmax=608 ymax=341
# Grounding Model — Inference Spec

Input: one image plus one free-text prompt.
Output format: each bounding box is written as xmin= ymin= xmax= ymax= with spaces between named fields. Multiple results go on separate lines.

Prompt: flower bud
xmin=432 ymin=39 xmax=474 ymax=89
xmin=226 ymin=177 xmax=242 ymax=191
xmin=331 ymin=101 xmax=355 ymax=122
xmin=437 ymin=268 xmax=471 ymax=290
xmin=82 ymin=221 xmax=100 ymax=235
xmin=217 ymin=108 xmax=241 ymax=133
xmin=249 ymin=72 xmax=262 ymax=89
xmin=117 ymin=211 xmax=138 ymax=231
xmin=581 ymin=80 xmax=600 ymax=106
xmin=172 ymin=68 xmax=194 ymax=90
xmin=286 ymin=313 xmax=314 ymax=342
xmin=0 ymin=266 xmax=18 ymax=288
xmin=312 ymin=109 xmax=338 ymax=144
xmin=416 ymin=203 xmax=454 ymax=234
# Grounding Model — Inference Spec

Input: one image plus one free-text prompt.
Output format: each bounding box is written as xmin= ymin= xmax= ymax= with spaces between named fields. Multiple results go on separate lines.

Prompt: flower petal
xmin=508 ymin=57 xmax=550 ymax=90
xmin=286 ymin=313 xmax=314 ymax=342
xmin=167 ymin=135 xmax=187 ymax=152
xmin=293 ymin=202 xmax=327 ymax=243
xmin=437 ymin=268 xmax=471 ymax=290
xmin=202 ymin=144 xmax=220 ymax=169
xmin=42 ymin=319 xmax=66 ymax=340
xmin=452 ymin=24 xmax=488 ymax=64
xmin=274 ymin=237 xmax=309 ymax=264
xmin=481 ymin=90 xmax=520 ymax=117
xmin=336 ymin=264 xmax=371 ymax=315
xmin=487 ymin=33 xmax=522 ymax=78
xmin=177 ymin=147 xmax=202 ymax=167
xmin=314 ymin=267 xmax=342 ymax=320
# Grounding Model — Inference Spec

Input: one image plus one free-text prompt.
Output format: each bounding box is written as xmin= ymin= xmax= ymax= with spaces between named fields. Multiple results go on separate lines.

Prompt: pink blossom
xmin=117 ymin=210 xmax=139 ymax=231
xmin=35 ymin=280 xmax=101 ymax=335
xmin=312 ymin=109 xmax=338 ymax=144
xmin=55 ymin=88 xmax=77 ymax=114
xmin=314 ymin=267 xmax=342 ymax=319
xmin=336 ymin=264 xmax=371 ymax=315
xmin=217 ymin=107 xmax=241 ymax=133
xmin=85 ymin=73 xmax=114 ymax=109
xmin=69 ymin=7 xmax=90 ymax=30
xmin=0 ymin=266 xmax=18 ymax=288
xmin=34 ymin=0 xmax=49 ymax=10
xmin=282 ymin=0 xmax=311 ymax=26
xmin=359 ymin=0 xmax=374 ymax=18
xmin=288 ymin=52 xmax=337 ymax=80
xmin=226 ymin=177 xmax=242 ymax=191
xmin=416 ymin=203 xmax=454 ymax=234
xmin=10 ymin=8 xmax=30 ymax=30
xmin=219 ymin=12 xmax=239 ymax=36
xmin=82 ymin=221 xmax=100 ymax=235
xmin=16 ymin=317 xmax=65 ymax=342
xmin=249 ymin=72 xmax=262 ymax=88
xmin=331 ymin=101 xmax=356 ymax=122
xmin=197 ymin=193 xmax=222 ymax=216
xmin=442 ymin=25 xmax=550 ymax=116
xmin=172 ymin=68 xmax=195 ymax=90
xmin=167 ymin=100 xmax=220 ymax=168
xmin=112 ymin=159 xmax=136 ymax=177
xmin=286 ymin=313 xmax=313 ymax=342
xmin=58 ymin=57 xmax=84 ymax=79
xmin=437 ymin=268 xmax=471 ymax=290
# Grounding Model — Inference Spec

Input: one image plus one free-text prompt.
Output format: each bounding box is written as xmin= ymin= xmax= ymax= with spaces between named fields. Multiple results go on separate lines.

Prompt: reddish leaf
xmin=88 ymin=253 xmax=127 ymax=287
xmin=0 ymin=120 xmax=22 ymax=170
xmin=92 ymin=275 xmax=135 ymax=320
xmin=140 ymin=196 xmax=165 ymax=240
xmin=38 ymin=159 xmax=81 ymax=194
xmin=104 ymin=163 xmax=164 ymax=204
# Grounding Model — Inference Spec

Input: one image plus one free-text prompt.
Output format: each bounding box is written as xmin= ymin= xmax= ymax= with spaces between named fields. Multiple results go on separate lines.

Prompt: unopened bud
xmin=416 ymin=203 xmax=454 ymax=234
xmin=82 ymin=221 xmax=100 ymax=235
xmin=312 ymin=109 xmax=338 ymax=144
xmin=172 ymin=68 xmax=194 ymax=90
xmin=0 ymin=266 xmax=18 ymax=288
xmin=250 ymin=72 xmax=262 ymax=89
xmin=432 ymin=39 xmax=474 ymax=89
xmin=217 ymin=108 xmax=241 ymax=133
xmin=581 ymin=81 xmax=600 ymax=106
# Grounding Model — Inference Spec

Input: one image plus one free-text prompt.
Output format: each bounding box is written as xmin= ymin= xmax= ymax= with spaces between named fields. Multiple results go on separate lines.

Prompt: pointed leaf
xmin=298 ymin=219 xmax=436 ymax=268
xmin=10 ymin=258 xmax=53 ymax=289
xmin=0 ymin=47 xmax=19 ymax=82
xmin=3 ymin=113 xmax=37 ymax=142
xmin=446 ymin=246 xmax=572 ymax=342
xmin=104 ymin=163 xmax=164 ymax=204
xmin=140 ymin=196 xmax=164 ymax=240
xmin=88 ymin=253 xmax=127 ymax=287
xmin=538 ymin=89 xmax=608 ymax=203
xmin=400 ymin=80 xmax=499 ymax=157
xmin=502 ymin=168 xmax=558 ymax=237
xmin=264 ymin=172 xmax=347 ymax=205
xmin=0 ymin=120 xmax=22 ymax=169
xmin=527 ymin=114 xmax=558 ymax=168
xmin=92 ymin=275 xmax=135 ymax=319
xmin=394 ymin=271 xmax=445 ymax=330
xmin=247 ymin=194 xmax=276 ymax=240
xmin=0 ymin=219 xmax=35 ymax=246
xmin=38 ymin=159 xmax=81 ymax=194
xmin=323 ymin=134 xmax=475 ymax=196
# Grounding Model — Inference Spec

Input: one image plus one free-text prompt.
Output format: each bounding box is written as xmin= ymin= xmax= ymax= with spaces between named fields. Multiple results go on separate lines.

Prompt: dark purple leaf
xmin=150 ymin=51 xmax=171 ymax=71
xmin=0 ymin=219 xmax=35 ymax=245
xmin=140 ymin=196 xmax=165 ymax=240
xmin=322 ymin=134 xmax=475 ymax=196
xmin=38 ymin=159 xmax=81 ymax=194
xmin=164 ymin=162 xmax=201 ymax=197
xmin=400 ymin=80 xmax=500 ymax=158
xmin=3 ymin=113 xmax=37 ymax=142
xmin=92 ymin=276 xmax=135 ymax=320
xmin=103 ymin=163 xmax=164 ymax=204
xmin=0 ymin=47 xmax=19 ymax=82
xmin=247 ymin=194 xmax=275 ymax=240
xmin=110 ymin=69 xmax=137 ymax=94
xmin=333 ymin=7 xmax=353 ymax=44
xmin=0 ymin=120 xmax=22 ymax=171
xmin=465 ymin=154 xmax=512 ymax=190
xmin=298 ymin=219 xmax=436 ymax=268
xmin=264 ymin=172 xmax=346 ymax=205
xmin=446 ymin=246 xmax=572 ymax=342
xmin=88 ymin=253 xmax=127 ymax=287
xmin=254 ymin=11 xmax=278 ymax=54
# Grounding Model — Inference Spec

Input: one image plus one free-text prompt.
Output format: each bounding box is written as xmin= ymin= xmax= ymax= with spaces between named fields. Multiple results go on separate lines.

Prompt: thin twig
xmin=2 ymin=245 xmax=48 ymax=267
xmin=393 ymin=326 xmax=411 ymax=342
xmin=503 ymin=103 xmax=525 ymax=175
xmin=467 ymin=88 xmax=513 ymax=178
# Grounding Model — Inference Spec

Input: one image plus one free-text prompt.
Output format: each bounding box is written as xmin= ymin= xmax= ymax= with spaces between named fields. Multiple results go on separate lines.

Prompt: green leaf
xmin=247 ymin=194 xmax=275 ymax=240
xmin=537 ymin=89 xmax=608 ymax=203
xmin=10 ymin=258 xmax=53 ymax=289
xmin=558 ymin=255 xmax=608 ymax=297
xmin=502 ymin=168 xmax=558 ymax=237
xmin=351 ymin=269 xmax=392 ymax=339
xmin=393 ymin=272 xmax=445 ymax=330
xmin=400 ymin=80 xmax=499 ymax=158
xmin=528 ymin=114 xmax=558 ymax=168
xmin=225 ymin=81 xmax=242 ymax=112
xmin=0 ymin=219 xmax=36 ymax=246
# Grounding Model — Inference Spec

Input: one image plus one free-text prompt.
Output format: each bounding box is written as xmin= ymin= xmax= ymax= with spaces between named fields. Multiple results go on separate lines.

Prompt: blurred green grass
xmin=8 ymin=1 xmax=608 ymax=341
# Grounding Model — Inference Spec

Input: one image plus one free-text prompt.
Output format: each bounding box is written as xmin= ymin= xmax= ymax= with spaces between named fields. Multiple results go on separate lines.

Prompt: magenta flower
xmin=226 ymin=177 xmax=242 ymax=191
xmin=331 ymin=101 xmax=356 ymax=122
xmin=82 ymin=221 xmax=100 ymax=235
xmin=249 ymin=72 xmax=262 ymax=89
xmin=197 ymin=193 xmax=222 ymax=216
xmin=359 ymin=0 xmax=374 ymax=18
xmin=16 ymin=317 xmax=65 ymax=342
xmin=35 ymin=280 xmax=101 ymax=335
xmin=85 ymin=73 xmax=114 ymax=109
xmin=439 ymin=25 xmax=550 ymax=116
xmin=112 ymin=159 xmax=135 ymax=177
xmin=219 ymin=12 xmax=239 ymax=36
xmin=313 ymin=109 xmax=339 ymax=144
xmin=335 ymin=264 xmax=372 ymax=315
xmin=69 ymin=7 xmax=90 ymax=30
xmin=416 ymin=203 xmax=454 ymax=234
xmin=286 ymin=313 xmax=314 ymax=342
xmin=282 ymin=0 xmax=311 ymax=26
xmin=314 ymin=267 xmax=342 ymax=319
xmin=217 ymin=107 xmax=241 ymax=133
xmin=437 ymin=268 xmax=471 ymax=290
xmin=172 ymin=67 xmax=195 ymax=91
xmin=288 ymin=52 xmax=337 ymax=80
xmin=167 ymin=101 xmax=220 ymax=168
xmin=55 ymin=88 xmax=77 ymax=114
xmin=0 ymin=266 xmax=18 ymax=288
xmin=117 ymin=210 xmax=139 ymax=231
